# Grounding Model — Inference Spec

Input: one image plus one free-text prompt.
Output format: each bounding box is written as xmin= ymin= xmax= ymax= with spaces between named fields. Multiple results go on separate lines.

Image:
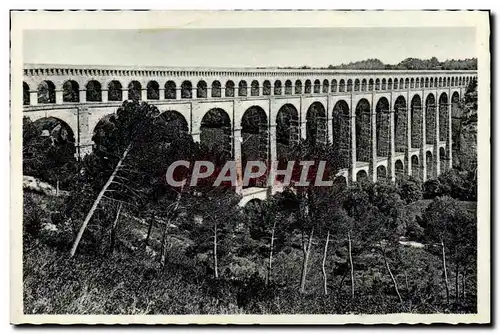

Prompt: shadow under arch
xmin=200 ymin=108 xmax=232 ymax=156
xmin=241 ymin=106 xmax=268 ymax=188
xmin=276 ymin=104 xmax=299 ymax=160
xmin=306 ymin=102 xmax=327 ymax=146
xmin=332 ymin=100 xmax=350 ymax=168
xmin=355 ymin=98 xmax=371 ymax=162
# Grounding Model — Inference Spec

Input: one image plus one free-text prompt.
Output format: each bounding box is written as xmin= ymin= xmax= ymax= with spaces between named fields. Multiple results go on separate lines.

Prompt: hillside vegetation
xmin=278 ymin=57 xmax=477 ymax=70
xmin=23 ymin=99 xmax=478 ymax=315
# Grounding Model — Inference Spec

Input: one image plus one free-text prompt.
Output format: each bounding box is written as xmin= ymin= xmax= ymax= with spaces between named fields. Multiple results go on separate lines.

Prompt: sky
xmin=23 ymin=27 xmax=476 ymax=68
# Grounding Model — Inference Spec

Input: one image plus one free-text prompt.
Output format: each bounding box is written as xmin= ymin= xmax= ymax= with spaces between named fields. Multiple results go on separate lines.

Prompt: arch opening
xmin=306 ymin=102 xmax=327 ymax=146
xmin=313 ymin=80 xmax=321 ymax=94
xmin=339 ymin=79 xmax=345 ymax=93
xmin=241 ymin=106 xmax=269 ymax=188
xmin=211 ymin=81 xmax=222 ymax=98
xmin=225 ymin=81 xmax=235 ymax=98
xmin=395 ymin=159 xmax=404 ymax=180
xmin=426 ymin=151 xmax=434 ymax=180
xmin=63 ymin=80 xmax=79 ymax=102
xmin=197 ymin=80 xmax=208 ymax=98
xmin=181 ymin=81 xmax=192 ymax=99
xmin=439 ymin=147 xmax=448 ymax=174
xmin=128 ymin=81 xmax=142 ymax=101
xmin=411 ymin=155 xmax=421 ymax=181
xmin=147 ymin=81 xmax=160 ymax=100
xmin=23 ymin=82 xmax=30 ymax=105
xmin=425 ymin=94 xmax=437 ymax=145
xmin=108 ymin=81 xmax=123 ymax=102
xmin=332 ymin=100 xmax=351 ymax=168
xmin=394 ymin=96 xmax=408 ymax=153
xmin=439 ymin=92 xmax=449 ymax=142
xmin=451 ymin=92 xmax=461 ymax=155
xmin=238 ymin=80 xmax=248 ymax=97
xmin=331 ymin=79 xmax=337 ymax=93
xmin=354 ymin=79 xmax=360 ymax=92
xmin=356 ymin=170 xmax=368 ymax=183
xmin=86 ymin=80 xmax=102 ymax=102
xmin=295 ymin=80 xmax=303 ymax=94
xmin=355 ymin=99 xmax=371 ymax=162
xmin=322 ymin=79 xmax=329 ymax=93
xmin=276 ymin=104 xmax=299 ymax=159
xmin=251 ymin=80 xmax=259 ymax=96
xmin=411 ymin=95 xmax=423 ymax=148
xmin=285 ymin=80 xmax=293 ymax=95
xmin=376 ymin=165 xmax=387 ymax=182
xmin=26 ymin=117 xmax=76 ymax=164
xmin=155 ymin=110 xmax=189 ymax=141
xmin=200 ymin=108 xmax=231 ymax=156
xmin=376 ymin=97 xmax=390 ymax=157
xmin=274 ymin=80 xmax=282 ymax=95
xmin=165 ymin=81 xmax=177 ymax=99
xmin=263 ymin=80 xmax=271 ymax=96
xmin=305 ymin=80 xmax=312 ymax=94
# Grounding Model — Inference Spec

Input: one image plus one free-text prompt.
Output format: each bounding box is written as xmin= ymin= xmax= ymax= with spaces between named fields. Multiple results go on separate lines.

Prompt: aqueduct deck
xmin=23 ymin=64 xmax=477 ymax=200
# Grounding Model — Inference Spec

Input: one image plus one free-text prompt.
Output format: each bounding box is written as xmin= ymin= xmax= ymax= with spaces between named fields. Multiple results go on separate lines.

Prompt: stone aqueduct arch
xmin=23 ymin=65 xmax=476 ymax=184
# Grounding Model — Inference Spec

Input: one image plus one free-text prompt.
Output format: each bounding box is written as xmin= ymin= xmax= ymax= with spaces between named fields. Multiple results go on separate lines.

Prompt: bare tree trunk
xmin=266 ymin=220 xmax=277 ymax=286
xmin=161 ymin=192 xmax=182 ymax=266
xmin=462 ymin=270 xmax=466 ymax=299
xmin=109 ymin=202 xmax=122 ymax=254
xmin=348 ymin=231 xmax=355 ymax=299
xmin=144 ymin=214 xmax=154 ymax=249
xmin=383 ymin=249 xmax=403 ymax=303
xmin=56 ymin=179 xmax=60 ymax=197
xmin=160 ymin=222 xmax=169 ymax=266
xmin=404 ymin=270 xmax=409 ymax=292
xmin=337 ymin=269 xmax=347 ymax=296
xmin=441 ymin=239 xmax=450 ymax=305
xmin=300 ymin=227 xmax=314 ymax=293
xmin=322 ymin=230 xmax=330 ymax=295
xmin=455 ymin=261 xmax=460 ymax=304
xmin=213 ymin=221 xmax=218 ymax=279
xmin=70 ymin=143 xmax=132 ymax=257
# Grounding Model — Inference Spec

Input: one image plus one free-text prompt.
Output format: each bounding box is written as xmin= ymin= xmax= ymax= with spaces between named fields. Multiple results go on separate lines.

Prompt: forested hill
xmin=275 ymin=57 xmax=477 ymax=70
xmin=327 ymin=57 xmax=477 ymax=70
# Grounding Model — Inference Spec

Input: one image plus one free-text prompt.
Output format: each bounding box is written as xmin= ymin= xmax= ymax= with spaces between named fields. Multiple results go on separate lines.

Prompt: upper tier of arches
xmin=23 ymin=72 xmax=477 ymax=106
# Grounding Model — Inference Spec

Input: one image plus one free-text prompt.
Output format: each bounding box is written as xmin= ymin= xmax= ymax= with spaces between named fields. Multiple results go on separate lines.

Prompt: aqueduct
xmin=23 ymin=64 xmax=477 ymax=202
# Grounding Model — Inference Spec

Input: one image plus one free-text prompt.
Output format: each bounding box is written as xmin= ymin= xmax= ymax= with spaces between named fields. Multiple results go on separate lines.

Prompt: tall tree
xmin=421 ymin=196 xmax=473 ymax=306
xmin=70 ymin=101 xmax=184 ymax=256
xmin=317 ymin=207 xmax=348 ymax=295
xmin=184 ymin=191 xmax=241 ymax=279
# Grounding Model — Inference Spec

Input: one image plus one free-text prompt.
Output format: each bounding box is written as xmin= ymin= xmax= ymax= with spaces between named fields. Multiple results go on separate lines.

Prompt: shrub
xmin=397 ymin=176 xmax=423 ymax=204
xmin=423 ymin=179 xmax=443 ymax=199
xmin=23 ymin=194 xmax=45 ymax=242
xmin=423 ymin=169 xmax=477 ymax=201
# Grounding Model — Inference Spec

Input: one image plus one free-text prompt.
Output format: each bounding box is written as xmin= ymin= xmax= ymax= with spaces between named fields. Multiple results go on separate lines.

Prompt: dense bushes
xmin=423 ymin=169 xmax=477 ymax=201
xmin=396 ymin=176 xmax=423 ymax=204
